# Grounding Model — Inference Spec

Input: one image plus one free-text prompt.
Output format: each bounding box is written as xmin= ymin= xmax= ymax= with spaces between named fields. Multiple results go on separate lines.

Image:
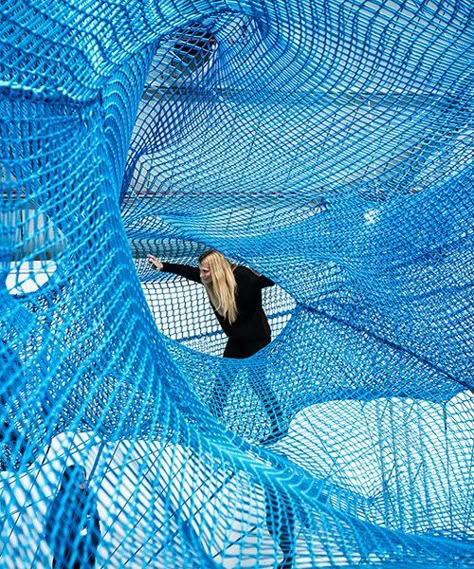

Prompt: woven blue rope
xmin=1 ymin=1 xmax=473 ymax=567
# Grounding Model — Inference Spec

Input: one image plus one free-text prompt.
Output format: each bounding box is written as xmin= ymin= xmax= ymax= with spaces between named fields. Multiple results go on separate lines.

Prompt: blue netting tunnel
xmin=1 ymin=0 xmax=473 ymax=567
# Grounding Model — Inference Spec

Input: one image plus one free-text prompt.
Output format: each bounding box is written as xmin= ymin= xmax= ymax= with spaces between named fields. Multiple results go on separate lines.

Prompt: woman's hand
xmin=147 ymin=254 xmax=163 ymax=271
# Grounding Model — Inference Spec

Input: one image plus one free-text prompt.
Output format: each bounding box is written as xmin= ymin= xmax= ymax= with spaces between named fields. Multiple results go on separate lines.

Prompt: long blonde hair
xmin=199 ymin=251 xmax=238 ymax=324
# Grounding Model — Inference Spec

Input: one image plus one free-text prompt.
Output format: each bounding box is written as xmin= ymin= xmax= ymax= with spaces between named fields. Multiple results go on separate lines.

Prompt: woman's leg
xmin=207 ymin=340 xmax=241 ymax=418
xmin=209 ymin=339 xmax=287 ymax=442
xmin=248 ymin=376 xmax=286 ymax=443
xmin=242 ymin=341 xmax=287 ymax=443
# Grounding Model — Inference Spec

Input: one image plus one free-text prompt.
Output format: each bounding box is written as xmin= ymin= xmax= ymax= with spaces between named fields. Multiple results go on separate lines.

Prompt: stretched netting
xmin=1 ymin=0 xmax=473 ymax=567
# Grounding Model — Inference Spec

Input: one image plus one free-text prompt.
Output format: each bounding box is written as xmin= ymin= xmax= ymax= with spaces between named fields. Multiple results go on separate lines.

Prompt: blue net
xmin=1 ymin=1 xmax=473 ymax=567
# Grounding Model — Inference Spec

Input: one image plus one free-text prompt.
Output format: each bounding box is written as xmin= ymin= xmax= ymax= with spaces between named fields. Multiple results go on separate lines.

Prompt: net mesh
xmin=1 ymin=1 xmax=473 ymax=567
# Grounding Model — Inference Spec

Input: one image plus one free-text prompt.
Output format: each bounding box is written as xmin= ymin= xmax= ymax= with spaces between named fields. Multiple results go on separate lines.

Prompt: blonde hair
xmin=199 ymin=251 xmax=238 ymax=324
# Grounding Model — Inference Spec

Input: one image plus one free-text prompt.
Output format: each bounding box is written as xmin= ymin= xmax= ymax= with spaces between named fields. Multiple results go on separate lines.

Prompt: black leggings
xmin=210 ymin=341 xmax=294 ymax=565
xmin=209 ymin=339 xmax=284 ymax=435
xmin=223 ymin=338 xmax=269 ymax=359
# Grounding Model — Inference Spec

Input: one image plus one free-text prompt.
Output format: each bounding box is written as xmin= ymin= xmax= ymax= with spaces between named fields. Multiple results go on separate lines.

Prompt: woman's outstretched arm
xmin=148 ymin=255 xmax=201 ymax=283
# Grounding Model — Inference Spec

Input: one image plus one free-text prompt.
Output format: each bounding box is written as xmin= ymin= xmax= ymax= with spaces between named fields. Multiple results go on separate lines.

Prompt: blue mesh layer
xmin=1 ymin=1 xmax=473 ymax=567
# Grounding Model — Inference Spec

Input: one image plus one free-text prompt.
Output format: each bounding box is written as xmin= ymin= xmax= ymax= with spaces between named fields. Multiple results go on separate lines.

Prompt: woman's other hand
xmin=147 ymin=255 xmax=163 ymax=271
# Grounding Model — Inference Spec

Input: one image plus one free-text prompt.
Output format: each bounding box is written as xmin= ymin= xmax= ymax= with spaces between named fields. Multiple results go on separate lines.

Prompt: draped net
xmin=1 ymin=0 xmax=473 ymax=567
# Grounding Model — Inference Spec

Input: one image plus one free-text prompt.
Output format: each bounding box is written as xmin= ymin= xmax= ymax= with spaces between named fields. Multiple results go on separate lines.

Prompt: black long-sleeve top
xmin=161 ymin=263 xmax=274 ymax=342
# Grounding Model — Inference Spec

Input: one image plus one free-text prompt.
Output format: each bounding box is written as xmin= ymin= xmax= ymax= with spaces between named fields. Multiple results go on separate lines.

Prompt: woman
xmin=149 ymin=251 xmax=293 ymax=560
xmin=45 ymin=465 xmax=101 ymax=568
xmin=148 ymin=250 xmax=286 ymax=442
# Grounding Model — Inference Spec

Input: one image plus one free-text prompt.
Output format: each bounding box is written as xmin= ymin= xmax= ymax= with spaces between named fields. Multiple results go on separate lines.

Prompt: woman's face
xmin=199 ymin=262 xmax=212 ymax=284
xmin=78 ymin=469 xmax=87 ymax=490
